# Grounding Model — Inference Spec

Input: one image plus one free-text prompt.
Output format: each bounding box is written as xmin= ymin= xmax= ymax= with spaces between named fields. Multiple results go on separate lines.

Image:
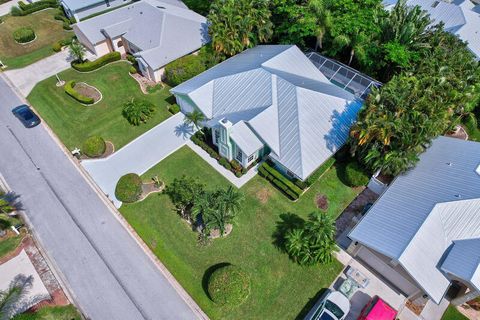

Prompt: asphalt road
xmin=0 ymin=75 xmax=199 ymax=319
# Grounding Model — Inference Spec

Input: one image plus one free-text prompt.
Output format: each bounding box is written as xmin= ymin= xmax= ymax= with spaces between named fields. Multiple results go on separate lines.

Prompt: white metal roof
xmin=230 ymin=121 xmax=264 ymax=156
xmin=383 ymin=0 xmax=480 ymax=59
xmin=172 ymin=45 xmax=363 ymax=180
xmin=441 ymin=238 xmax=480 ymax=292
xmin=73 ymin=0 xmax=208 ymax=69
xmin=350 ymin=137 xmax=480 ymax=303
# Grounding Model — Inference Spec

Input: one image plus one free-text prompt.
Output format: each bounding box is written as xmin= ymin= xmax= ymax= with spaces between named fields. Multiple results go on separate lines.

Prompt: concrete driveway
xmin=3 ymin=49 xmax=95 ymax=96
xmin=82 ymin=113 xmax=194 ymax=207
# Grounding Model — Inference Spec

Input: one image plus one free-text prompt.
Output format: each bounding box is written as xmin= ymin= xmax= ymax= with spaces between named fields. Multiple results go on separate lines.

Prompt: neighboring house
xmin=171 ymin=45 xmax=367 ymax=181
xmin=383 ymin=0 xmax=480 ymax=59
xmin=61 ymin=0 xmax=130 ymax=21
xmin=72 ymin=0 xmax=209 ymax=82
xmin=349 ymin=136 xmax=480 ymax=306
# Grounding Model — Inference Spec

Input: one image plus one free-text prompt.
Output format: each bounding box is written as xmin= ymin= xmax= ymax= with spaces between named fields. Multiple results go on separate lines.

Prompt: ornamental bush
xmin=72 ymin=52 xmax=121 ymax=72
xmin=13 ymin=27 xmax=35 ymax=43
xmin=115 ymin=173 xmax=142 ymax=203
xmin=343 ymin=161 xmax=370 ymax=187
xmin=82 ymin=136 xmax=106 ymax=158
xmin=52 ymin=41 xmax=62 ymax=52
xmin=164 ymin=54 xmax=206 ymax=86
xmin=64 ymin=81 xmax=94 ymax=104
xmin=129 ymin=66 xmax=137 ymax=74
xmin=207 ymin=265 xmax=250 ymax=306
xmin=168 ymin=104 xmax=180 ymax=114
xmin=122 ymin=99 xmax=156 ymax=125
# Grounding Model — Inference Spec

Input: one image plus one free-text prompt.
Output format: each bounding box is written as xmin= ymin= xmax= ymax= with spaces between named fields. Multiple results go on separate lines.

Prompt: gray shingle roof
xmin=73 ymin=0 xmax=208 ymax=69
xmin=384 ymin=0 xmax=480 ymax=59
xmin=172 ymin=45 xmax=362 ymax=180
xmin=349 ymin=136 xmax=480 ymax=303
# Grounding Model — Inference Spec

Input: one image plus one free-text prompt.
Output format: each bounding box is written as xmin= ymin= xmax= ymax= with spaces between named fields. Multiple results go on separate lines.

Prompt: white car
xmin=304 ymin=290 xmax=351 ymax=320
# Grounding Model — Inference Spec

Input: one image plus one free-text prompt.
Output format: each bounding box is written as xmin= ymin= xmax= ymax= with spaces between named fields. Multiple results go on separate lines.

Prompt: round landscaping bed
xmin=74 ymin=82 xmax=102 ymax=104
xmin=207 ymin=265 xmax=251 ymax=307
xmin=115 ymin=173 xmax=143 ymax=203
xmin=82 ymin=136 xmax=106 ymax=158
xmin=13 ymin=27 xmax=36 ymax=44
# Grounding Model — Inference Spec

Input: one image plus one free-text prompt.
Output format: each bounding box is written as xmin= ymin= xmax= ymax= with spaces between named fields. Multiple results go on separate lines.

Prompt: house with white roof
xmin=171 ymin=45 xmax=366 ymax=181
xmin=72 ymin=0 xmax=209 ymax=82
xmin=383 ymin=0 xmax=480 ymax=59
xmin=349 ymin=136 xmax=480 ymax=306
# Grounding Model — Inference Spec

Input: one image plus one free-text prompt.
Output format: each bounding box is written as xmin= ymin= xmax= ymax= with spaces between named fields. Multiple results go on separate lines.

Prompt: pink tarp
xmin=364 ymin=298 xmax=397 ymax=320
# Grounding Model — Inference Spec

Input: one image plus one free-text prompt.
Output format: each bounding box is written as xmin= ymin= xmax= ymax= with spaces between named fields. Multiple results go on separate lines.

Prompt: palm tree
xmin=285 ymin=228 xmax=307 ymax=262
xmin=332 ymin=30 xmax=367 ymax=65
xmin=69 ymin=40 xmax=86 ymax=63
xmin=0 ymin=275 xmax=33 ymax=319
xmin=219 ymin=186 xmax=243 ymax=217
xmin=0 ymin=199 xmax=14 ymax=215
xmin=184 ymin=109 xmax=206 ymax=132
xmin=308 ymin=0 xmax=333 ymax=51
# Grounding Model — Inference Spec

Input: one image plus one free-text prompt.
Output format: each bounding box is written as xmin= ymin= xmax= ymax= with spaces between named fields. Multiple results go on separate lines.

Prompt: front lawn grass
xmin=28 ymin=62 xmax=173 ymax=151
xmin=120 ymin=146 xmax=359 ymax=319
xmin=0 ymin=10 xmax=73 ymax=69
xmin=12 ymin=305 xmax=81 ymax=320
xmin=441 ymin=305 xmax=469 ymax=320
xmin=0 ymin=233 xmax=23 ymax=259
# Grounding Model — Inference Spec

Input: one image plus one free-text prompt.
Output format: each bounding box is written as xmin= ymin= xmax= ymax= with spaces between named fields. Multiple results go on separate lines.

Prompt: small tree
xmin=285 ymin=212 xmax=337 ymax=265
xmin=165 ymin=176 xmax=205 ymax=221
xmin=122 ymin=99 xmax=156 ymax=126
xmin=184 ymin=109 xmax=206 ymax=132
xmin=0 ymin=275 xmax=33 ymax=319
xmin=69 ymin=39 xmax=86 ymax=63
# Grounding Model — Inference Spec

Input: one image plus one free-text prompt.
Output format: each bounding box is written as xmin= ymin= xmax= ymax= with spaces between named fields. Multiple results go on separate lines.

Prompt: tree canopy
xmin=208 ymin=0 xmax=273 ymax=57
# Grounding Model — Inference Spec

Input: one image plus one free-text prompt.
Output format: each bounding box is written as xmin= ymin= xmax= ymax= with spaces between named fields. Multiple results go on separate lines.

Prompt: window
xmin=236 ymin=148 xmax=243 ymax=162
xmin=117 ymin=40 xmax=123 ymax=48
xmin=214 ymin=129 xmax=221 ymax=144
xmin=248 ymin=154 xmax=255 ymax=163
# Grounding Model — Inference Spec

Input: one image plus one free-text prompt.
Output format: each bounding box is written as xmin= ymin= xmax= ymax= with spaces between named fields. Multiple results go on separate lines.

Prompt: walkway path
xmin=4 ymin=49 xmax=95 ymax=96
xmin=186 ymin=140 xmax=258 ymax=188
xmin=0 ymin=0 xmax=20 ymax=17
xmin=82 ymin=113 xmax=193 ymax=207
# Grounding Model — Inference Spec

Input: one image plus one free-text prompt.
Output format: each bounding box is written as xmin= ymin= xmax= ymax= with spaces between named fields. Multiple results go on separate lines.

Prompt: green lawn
xmin=441 ymin=306 xmax=469 ymax=320
xmin=0 ymin=10 xmax=73 ymax=69
xmin=13 ymin=305 xmax=81 ymax=320
xmin=28 ymin=62 xmax=174 ymax=151
xmin=120 ymin=146 xmax=359 ymax=319
xmin=0 ymin=233 xmax=23 ymax=259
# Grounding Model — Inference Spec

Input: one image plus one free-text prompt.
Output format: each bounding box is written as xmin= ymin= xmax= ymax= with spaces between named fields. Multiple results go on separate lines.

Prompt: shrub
xmin=63 ymin=22 xmax=72 ymax=30
xmin=72 ymin=52 xmax=121 ymax=72
xmin=168 ymin=104 xmax=180 ymax=114
xmin=129 ymin=66 xmax=137 ymax=74
xmin=10 ymin=6 xmax=22 ymax=16
xmin=122 ymin=99 xmax=156 ymax=125
xmin=230 ymin=160 xmax=242 ymax=172
xmin=464 ymin=112 xmax=478 ymax=133
xmin=258 ymin=165 xmax=299 ymax=200
xmin=261 ymin=162 xmax=303 ymax=196
xmin=13 ymin=27 xmax=35 ymax=43
xmin=218 ymin=157 xmax=232 ymax=170
xmin=164 ymin=54 xmax=206 ymax=86
xmin=64 ymin=81 xmax=94 ymax=104
xmin=126 ymin=54 xmax=136 ymax=64
xmin=11 ymin=0 xmax=58 ymax=16
xmin=82 ymin=136 xmax=106 ymax=158
xmin=52 ymin=41 xmax=62 ymax=52
xmin=207 ymin=265 xmax=250 ymax=306
xmin=343 ymin=161 xmax=370 ymax=187
xmin=18 ymin=1 xmax=27 ymax=10
xmin=115 ymin=173 xmax=142 ymax=203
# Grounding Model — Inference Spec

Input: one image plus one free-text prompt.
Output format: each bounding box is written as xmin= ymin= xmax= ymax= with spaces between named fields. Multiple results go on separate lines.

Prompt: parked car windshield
xmin=18 ymin=108 xmax=34 ymax=120
xmin=325 ymin=300 xmax=345 ymax=319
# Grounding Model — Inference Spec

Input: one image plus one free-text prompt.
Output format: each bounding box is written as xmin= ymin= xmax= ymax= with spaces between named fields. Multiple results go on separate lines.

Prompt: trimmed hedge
xmin=72 ymin=52 xmax=121 ymax=72
xmin=258 ymin=164 xmax=300 ymax=200
xmin=207 ymin=265 xmax=250 ymax=306
xmin=164 ymin=54 xmax=206 ymax=86
xmin=11 ymin=0 xmax=58 ymax=16
xmin=64 ymin=81 xmax=94 ymax=104
xmin=115 ymin=173 xmax=142 ymax=203
xmin=168 ymin=104 xmax=180 ymax=114
xmin=129 ymin=66 xmax=137 ymax=74
xmin=261 ymin=162 xmax=303 ymax=195
xmin=82 ymin=136 xmax=106 ymax=158
xmin=343 ymin=161 xmax=370 ymax=187
xmin=13 ymin=27 xmax=35 ymax=43
xmin=52 ymin=41 xmax=62 ymax=52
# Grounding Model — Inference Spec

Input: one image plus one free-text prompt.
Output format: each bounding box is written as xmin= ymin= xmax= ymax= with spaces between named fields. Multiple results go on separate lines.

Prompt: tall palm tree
xmin=332 ymin=30 xmax=367 ymax=65
xmin=184 ymin=110 xmax=206 ymax=132
xmin=285 ymin=228 xmax=307 ymax=262
xmin=219 ymin=186 xmax=243 ymax=217
xmin=0 ymin=199 xmax=14 ymax=215
xmin=68 ymin=40 xmax=86 ymax=63
xmin=308 ymin=0 xmax=333 ymax=51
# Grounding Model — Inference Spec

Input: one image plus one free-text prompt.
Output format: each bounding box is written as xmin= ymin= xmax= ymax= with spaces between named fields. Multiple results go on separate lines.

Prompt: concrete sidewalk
xmin=82 ymin=113 xmax=193 ymax=207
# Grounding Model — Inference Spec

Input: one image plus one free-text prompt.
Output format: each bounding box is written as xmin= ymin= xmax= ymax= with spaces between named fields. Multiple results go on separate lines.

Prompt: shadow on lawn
xmin=202 ymin=262 xmax=231 ymax=300
xmin=271 ymin=212 xmax=305 ymax=253
xmin=295 ymin=288 xmax=329 ymax=319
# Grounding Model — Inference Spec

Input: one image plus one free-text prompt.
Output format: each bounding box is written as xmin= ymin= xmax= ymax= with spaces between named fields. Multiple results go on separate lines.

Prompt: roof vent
xmin=447 ymin=162 xmax=453 ymax=166
xmin=432 ymin=1 xmax=440 ymax=8
xmin=476 ymin=163 xmax=480 ymax=176
xmin=156 ymin=5 xmax=165 ymax=9
xmin=454 ymin=194 xmax=462 ymax=199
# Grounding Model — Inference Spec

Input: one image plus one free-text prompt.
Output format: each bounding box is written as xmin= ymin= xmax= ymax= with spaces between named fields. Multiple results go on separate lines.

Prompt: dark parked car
xmin=12 ymin=105 xmax=41 ymax=128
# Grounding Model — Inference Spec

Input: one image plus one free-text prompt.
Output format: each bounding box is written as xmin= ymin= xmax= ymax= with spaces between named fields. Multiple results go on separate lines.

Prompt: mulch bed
xmin=130 ymin=72 xmax=161 ymax=94
xmin=75 ymin=82 xmax=102 ymax=103
xmin=138 ymin=182 xmax=164 ymax=201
